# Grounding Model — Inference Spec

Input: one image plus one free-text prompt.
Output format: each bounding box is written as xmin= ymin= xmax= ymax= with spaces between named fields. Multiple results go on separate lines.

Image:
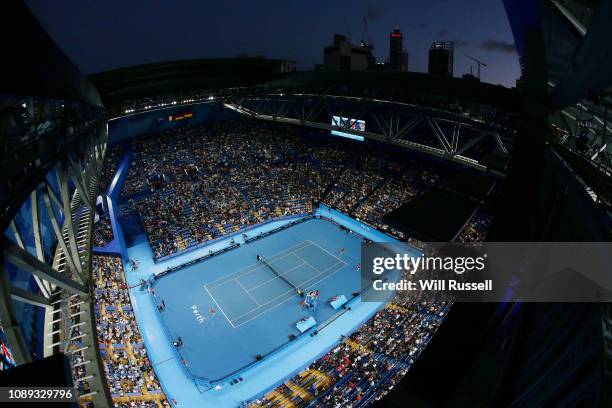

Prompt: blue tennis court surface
xmin=153 ymin=218 xmax=362 ymax=381
xmin=205 ymin=240 xmax=347 ymax=327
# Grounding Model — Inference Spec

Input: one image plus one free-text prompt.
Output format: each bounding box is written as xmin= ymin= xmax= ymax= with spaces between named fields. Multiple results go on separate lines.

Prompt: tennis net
xmin=260 ymin=257 xmax=301 ymax=293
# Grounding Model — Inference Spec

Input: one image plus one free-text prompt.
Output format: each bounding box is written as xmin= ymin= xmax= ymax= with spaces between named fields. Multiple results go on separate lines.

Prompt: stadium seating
xmin=93 ymin=216 xmax=114 ymax=247
xmin=88 ymin=255 xmax=171 ymax=408
xmin=89 ymin=119 xmax=493 ymax=407
xmin=458 ymin=210 xmax=493 ymax=242
xmin=119 ymin=120 xmax=464 ymax=259
xmin=99 ymin=144 xmax=125 ymax=195
xmin=248 ymin=299 xmax=450 ymax=407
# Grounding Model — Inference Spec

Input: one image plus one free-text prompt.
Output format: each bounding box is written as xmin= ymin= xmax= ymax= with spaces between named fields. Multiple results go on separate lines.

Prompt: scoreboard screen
xmin=157 ymin=111 xmax=194 ymax=123
xmin=331 ymin=116 xmax=365 ymax=141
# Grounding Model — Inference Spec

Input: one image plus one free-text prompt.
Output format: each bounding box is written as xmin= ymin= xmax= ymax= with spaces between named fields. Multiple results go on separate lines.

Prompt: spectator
xmin=91 ymin=256 xmax=170 ymax=407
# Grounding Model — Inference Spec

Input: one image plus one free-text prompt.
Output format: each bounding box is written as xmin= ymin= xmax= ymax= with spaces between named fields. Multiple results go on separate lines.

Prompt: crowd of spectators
xmin=459 ymin=209 xmax=493 ymax=242
xmin=92 ymin=255 xmax=169 ymax=408
xmin=324 ymin=156 xmax=386 ymax=214
xmin=99 ymin=145 xmax=125 ymax=195
xmin=351 ymin=164 xmax=442 ymax=240
xmin=120 ymin=117 xmax=491 ymax=258
xmin=123 ymin=122 xmax=324 ymax=257
xmin=92 ymin=119 xmax=495 ymax=406
xmin=121 ymin=120 xmax=452 ymax=259
xmin=249 ymin=298 xmax=449 ymax=408
xmin=92 ymin=143 xmax=124 ymax=249
xmin=93 ymin=216 xmax=114 ymax=247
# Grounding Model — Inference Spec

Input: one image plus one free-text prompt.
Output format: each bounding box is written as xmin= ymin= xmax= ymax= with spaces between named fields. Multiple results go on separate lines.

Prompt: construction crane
xmin=465 ymin=54 xmax=487 ymax=80
xmin=361 ymin=17 xmax=374 ymax=51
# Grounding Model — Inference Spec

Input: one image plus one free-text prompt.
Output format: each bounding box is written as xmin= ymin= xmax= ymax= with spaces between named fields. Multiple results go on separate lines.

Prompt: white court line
xmin=230 ymin=260 xmax=347 ymax=328
xmin=208 ymin=241 xmax=311 ymax=288
xmin=296 ymin=260 xmax=346 ymax=291
xmin=307 ymin=239 xmax=348 ymax=266
xmin=245 ymin=261 xmax=306 ymax=292
xmin=232 ymin=255 xmax=347 ymax=323
xmin=207 ymin=243 xmax=312 ymax=291
xmin=236 ymin=279 xmax=262 ymax=306
xmin=292 ymin=251 xmax=323 ymax=275
xmin=202 ymin=241 xmax=314 ymax=328
xmin=205 ymin=240 xmax=350 ymax=329
xmin=206 ymin=241 xmax=312 ymax=289
xmin=229 ymin=259 xmax=345 ymax=323
xmin=203 ymin=284 xmax=236 ymax=329
xmin=234 ymin=287 xmax=295 ymax=320
xmin=292 ymin=242 xmax=348 ymax=276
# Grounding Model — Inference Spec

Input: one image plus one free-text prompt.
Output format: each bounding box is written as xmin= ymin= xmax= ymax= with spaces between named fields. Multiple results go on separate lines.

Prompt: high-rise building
xmin=389 ymin=28 xmax=404 ymax=71
xmin=401 ymin=49 xmax=409 ymax=72
xmin=323 ymin=34 xmax=374 ymax=71
xmin=428 ymin=41 xmax=454 ymax=76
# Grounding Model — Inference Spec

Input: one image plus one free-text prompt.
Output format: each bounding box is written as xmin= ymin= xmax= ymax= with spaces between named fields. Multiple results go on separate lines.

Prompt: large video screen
xmin=331 ymin=116 xmax=365 ymax=141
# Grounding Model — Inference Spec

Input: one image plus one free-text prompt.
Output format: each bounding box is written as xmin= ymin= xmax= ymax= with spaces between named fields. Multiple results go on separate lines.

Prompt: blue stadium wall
xmin=108 ymin=102 xmax=243 ymax=144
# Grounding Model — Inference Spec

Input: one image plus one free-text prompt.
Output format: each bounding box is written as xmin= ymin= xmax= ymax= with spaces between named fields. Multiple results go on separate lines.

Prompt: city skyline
xmin=26 ymin=0 xmax=521 ymax=87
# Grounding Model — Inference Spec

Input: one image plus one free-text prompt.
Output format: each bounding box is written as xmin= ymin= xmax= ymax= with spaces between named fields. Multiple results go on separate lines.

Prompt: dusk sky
xmin=26 ymin=0 xmax=521 ymax=87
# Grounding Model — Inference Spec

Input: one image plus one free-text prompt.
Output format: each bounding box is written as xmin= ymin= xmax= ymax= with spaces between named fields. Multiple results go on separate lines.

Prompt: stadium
xmin=1 ymin=1 xmax=611 ymax=408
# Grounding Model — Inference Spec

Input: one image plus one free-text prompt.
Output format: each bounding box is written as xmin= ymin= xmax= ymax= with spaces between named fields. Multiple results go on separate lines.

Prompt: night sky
xmin=26 ymin=0 xmax=520 ymax=87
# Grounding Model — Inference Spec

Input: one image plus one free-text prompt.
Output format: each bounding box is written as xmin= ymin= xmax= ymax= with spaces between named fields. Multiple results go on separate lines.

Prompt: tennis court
xmin=205 ymin=240 xmax=347 ymax=327
xmin=152 ymin=218 xmax=363 ymax=381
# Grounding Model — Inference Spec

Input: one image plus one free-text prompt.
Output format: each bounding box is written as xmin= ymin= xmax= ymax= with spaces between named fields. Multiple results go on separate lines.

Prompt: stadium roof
xmin=258 ymin=71 xmax=518 ymax=110
xmin=88 ymin=58 xmax=294 ymax=106
xmin=89 ymin=60 xmax=519 ymax=112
